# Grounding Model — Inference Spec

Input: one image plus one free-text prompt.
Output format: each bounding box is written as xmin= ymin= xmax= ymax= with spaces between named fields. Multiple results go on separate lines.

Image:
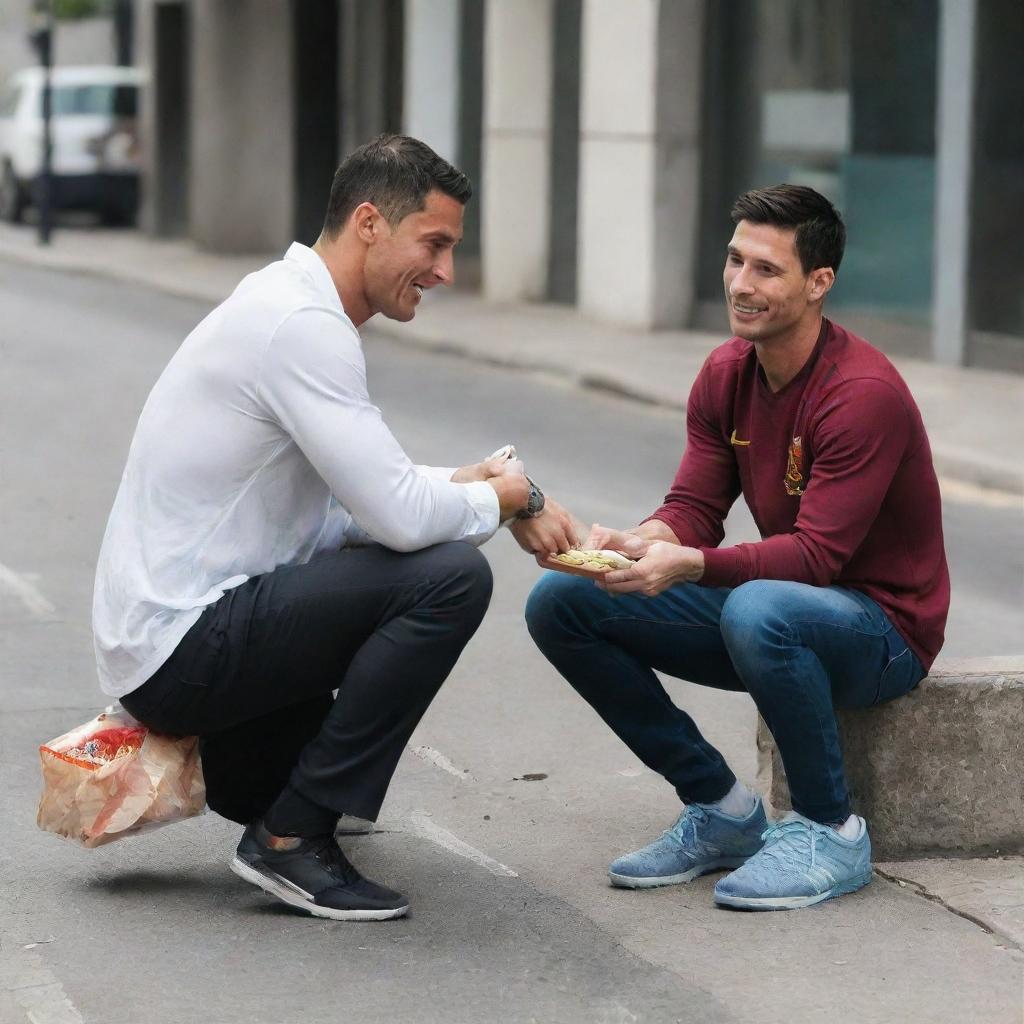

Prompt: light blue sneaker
xmin=714 ymin=811 xmax=873 ymax=910
xmin=609 ymin=799 xmax=768 ymax=889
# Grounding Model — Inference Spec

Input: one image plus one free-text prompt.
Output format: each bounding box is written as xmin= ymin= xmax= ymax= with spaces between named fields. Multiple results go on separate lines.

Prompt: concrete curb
xmin=756 ymin=655 xmax=1024 ymax=860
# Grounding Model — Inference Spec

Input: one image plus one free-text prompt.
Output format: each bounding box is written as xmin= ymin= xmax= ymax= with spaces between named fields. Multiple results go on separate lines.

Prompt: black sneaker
xmin=230 ymin=821 xmax=409 ymax=921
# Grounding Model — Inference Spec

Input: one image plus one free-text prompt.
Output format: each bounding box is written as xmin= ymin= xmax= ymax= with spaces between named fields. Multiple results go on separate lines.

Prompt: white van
xmin=0 ymin=65 xmax=146 ymax=225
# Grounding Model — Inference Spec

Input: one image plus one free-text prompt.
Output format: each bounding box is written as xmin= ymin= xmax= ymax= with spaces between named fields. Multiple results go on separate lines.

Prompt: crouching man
xmin=525 ymin=185 xmax=949 ymax=910
xmin=93 ymin=135 xmax=576 ymax=921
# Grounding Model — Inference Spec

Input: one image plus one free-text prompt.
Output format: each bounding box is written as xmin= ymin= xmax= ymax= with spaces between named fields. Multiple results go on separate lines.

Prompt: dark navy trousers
xmin=122 ymin=542 xmax=492 ymax=825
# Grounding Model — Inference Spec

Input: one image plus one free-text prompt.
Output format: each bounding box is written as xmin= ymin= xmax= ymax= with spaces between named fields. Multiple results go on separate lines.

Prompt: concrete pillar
xmin=340 ymin=0 xmax=404 ymax=158
xmin=481 ymin=0 xmax=553 ymax=303
xmin=134 ymin=0 xmax=157 ymax=235
xmin=547 ymin=0 xmax=582 ymax=304
xmin=577 ymin=0 xmax=704 ymax=329
xmin=931 ymin=0 xmax=976 ymax=365
xmin=402 ymin=0 xmax=460 ymax=162
xmin=189 ymin=2 xmax=294 ymax=252
xmin=457 ymin=0 xmax=485 ymax=261
xmin=136 ymin=0 xmax=190 ymax=238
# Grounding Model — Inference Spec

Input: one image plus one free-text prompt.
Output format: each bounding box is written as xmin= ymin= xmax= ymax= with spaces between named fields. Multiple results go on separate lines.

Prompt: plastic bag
xmin=37 ymin=705 xmax=206 ymax=848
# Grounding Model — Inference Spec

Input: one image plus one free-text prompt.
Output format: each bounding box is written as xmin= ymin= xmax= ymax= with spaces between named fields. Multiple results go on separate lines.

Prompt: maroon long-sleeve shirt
xmin=647 ymin=319 xmax=950 ymax=670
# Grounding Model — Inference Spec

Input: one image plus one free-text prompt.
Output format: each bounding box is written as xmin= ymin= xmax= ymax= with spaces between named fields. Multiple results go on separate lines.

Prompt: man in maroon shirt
xmin=526 ymin=185 xmax=950 ymax=910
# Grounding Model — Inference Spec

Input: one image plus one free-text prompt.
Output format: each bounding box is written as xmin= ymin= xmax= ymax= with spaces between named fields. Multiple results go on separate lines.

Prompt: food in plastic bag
xmin=37 ymin=705 xmax=205 ymax=848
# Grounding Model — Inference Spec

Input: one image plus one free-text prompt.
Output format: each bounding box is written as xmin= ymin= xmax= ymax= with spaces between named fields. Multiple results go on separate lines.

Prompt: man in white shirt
xmin=95 ymin=134 xmax=577 ymax=921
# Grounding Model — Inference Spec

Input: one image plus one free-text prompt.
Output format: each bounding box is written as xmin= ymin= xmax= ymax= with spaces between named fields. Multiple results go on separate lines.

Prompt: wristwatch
xmin=515 ymin=476 xmax=546 ymax=519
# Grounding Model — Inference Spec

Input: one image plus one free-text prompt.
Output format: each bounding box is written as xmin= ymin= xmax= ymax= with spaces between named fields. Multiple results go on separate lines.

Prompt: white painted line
xmin=0 ymin=563 xmax=56 ymax=619
xmin=408 ymin=810 xmax=518 ymax=878
xmin=10 ymin=951 xmax=84 ymax=1024
xmin=409 ymin=745 xmax=474 ymax=781
xmin=938 ymin=476 xmax=1021 ymax=510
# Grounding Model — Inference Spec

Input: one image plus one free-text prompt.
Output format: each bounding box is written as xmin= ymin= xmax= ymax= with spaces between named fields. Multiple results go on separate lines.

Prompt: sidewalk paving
xmin=1 ymin=221 xmax=1020 ymax=495
xmin=3 ymin=221 xmax=1023 ymax=968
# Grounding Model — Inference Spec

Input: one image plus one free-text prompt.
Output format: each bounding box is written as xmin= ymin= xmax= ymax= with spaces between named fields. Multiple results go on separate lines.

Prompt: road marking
xmin=3 ymin=949 xmax=84 ymax=1024
xmin=938 ymin=476 xmax=1021 ymax=510
xmin=0 ymin=563 xmax=56 ymax=619
xmin=408 ymin=811 xmax=518 ymax=878
xmin=409 ymin=745 xmax=475 ymax=781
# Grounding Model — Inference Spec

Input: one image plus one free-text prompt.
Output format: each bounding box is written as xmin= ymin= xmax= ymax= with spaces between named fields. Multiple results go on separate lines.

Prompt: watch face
xmin=528 ymin=484 xmax=545 ymax=516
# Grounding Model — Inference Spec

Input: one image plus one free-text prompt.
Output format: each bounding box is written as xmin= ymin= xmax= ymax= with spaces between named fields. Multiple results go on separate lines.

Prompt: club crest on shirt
xmin=784 ymin=435 xmax=805 ymax=496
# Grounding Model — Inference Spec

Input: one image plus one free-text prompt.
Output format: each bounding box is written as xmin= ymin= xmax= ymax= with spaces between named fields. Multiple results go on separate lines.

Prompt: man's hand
xmin=597 ymin=541 xmax=705 ymax=597
xmin=584 ymin=524 xmax=651 ymax=561
xmin=488 ymin=473 xmax=532 ymax=521
xmin=509 ymin=498 xmax=582 ymax=557
xmin=451 ymin=453 xmax=524 ymax=483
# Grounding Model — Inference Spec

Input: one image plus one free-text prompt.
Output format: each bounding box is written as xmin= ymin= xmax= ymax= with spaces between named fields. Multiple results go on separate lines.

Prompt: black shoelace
xmin=310 ymin=835 xmax=362 ymax=885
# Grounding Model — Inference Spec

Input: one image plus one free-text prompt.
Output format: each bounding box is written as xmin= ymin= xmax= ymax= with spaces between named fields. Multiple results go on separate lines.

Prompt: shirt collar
xmin=284 ymin=242 xmax=349 ymax=321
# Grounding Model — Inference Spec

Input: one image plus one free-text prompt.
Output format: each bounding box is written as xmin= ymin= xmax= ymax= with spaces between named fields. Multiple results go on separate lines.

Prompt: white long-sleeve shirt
xmin=92 ymin=243 xmax=500 ymax=698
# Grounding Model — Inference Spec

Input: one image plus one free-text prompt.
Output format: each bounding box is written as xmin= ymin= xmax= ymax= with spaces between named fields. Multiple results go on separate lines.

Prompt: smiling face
xmin=723 ymin=220 xmax=834 ymax=347
xmin=362 ymin=189 xmax=464 ymax=322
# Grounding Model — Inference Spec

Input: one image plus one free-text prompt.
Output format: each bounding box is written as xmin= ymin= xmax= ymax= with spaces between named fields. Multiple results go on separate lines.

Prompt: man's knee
xmin=719 ymin=580 xmax=793 ymax=655
xmin=424 ymin=541 xmax=493 ymax=613
xmin=525 ymin=571 xmax=602 ymax=648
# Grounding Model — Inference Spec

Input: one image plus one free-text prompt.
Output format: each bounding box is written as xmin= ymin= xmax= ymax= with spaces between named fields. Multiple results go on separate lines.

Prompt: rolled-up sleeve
xmin=257 ymin=307 xmax=500 ymax=551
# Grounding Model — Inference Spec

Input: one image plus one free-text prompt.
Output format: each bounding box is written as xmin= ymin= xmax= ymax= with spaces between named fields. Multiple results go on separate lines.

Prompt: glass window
xmin=0 ymin=86 xmax=21 ymax=118
xmin=968 ymin=0 xmax=1024 ymax=362
xmin=46 ymin=83 xmax=138 ymax=118
xmin=696 ymin=0 xmax=939 ymax=328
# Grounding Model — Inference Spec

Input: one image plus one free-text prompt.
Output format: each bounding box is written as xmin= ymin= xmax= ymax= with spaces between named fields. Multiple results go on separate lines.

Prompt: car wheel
xmin=0 ymin=163 xmax=27 ymax=224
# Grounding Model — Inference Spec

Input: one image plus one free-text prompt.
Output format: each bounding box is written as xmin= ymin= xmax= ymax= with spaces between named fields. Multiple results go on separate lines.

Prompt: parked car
xmin=0 ymin=65 xmax=145 ymax=225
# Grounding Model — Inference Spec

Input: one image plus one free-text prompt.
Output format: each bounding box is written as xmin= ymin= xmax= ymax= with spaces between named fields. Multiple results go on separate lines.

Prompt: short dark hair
xmin=321 ymin=134 xmax=472 ymax=239
xmin=731 ymin=184 xmax=846 ymax=275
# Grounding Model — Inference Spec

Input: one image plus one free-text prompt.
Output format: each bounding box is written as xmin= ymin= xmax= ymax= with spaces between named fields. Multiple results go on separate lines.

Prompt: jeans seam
xmin=595 ymin=615 xmax=723 ymax=633
xmin=785 ymin=616 xmax=892 ymax=642
xmin=778 ymin=620 xmax=849 ymax=822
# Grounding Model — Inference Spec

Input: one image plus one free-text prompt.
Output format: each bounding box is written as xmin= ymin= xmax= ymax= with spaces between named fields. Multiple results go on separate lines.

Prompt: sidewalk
xmin=1 ymin=221 xmax=1020 ymax=495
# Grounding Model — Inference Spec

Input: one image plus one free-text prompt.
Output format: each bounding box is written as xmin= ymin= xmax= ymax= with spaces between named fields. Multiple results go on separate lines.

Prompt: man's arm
xmin=698 ymin=380 xmax=913 ymax=589
xmin=642 ymin=358 xmax=741 ymax=547
xmin=579 ymin=359 xmax=737 ymax=592
xmin=258 ymin=308 xmax=528 ymax=551
xmin=602 ymin=379 xmax=913 ymax=596
xmin=414 ymin=456 xmax=509 ymax=485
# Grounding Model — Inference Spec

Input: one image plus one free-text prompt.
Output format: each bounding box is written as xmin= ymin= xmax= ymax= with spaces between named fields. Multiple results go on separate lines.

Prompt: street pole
xmin=113 ymin=0 xmax=133 ymax=66
xmin=30 ymin=1 xmax=55 ymax=246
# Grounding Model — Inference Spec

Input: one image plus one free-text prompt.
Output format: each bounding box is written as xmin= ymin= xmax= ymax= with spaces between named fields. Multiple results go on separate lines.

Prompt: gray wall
xmin=0 ymin=5 xmax=114 ymax=78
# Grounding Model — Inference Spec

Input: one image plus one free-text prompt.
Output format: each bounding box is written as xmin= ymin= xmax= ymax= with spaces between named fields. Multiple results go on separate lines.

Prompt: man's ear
xmin=351 ymin=202 xmax=384 ymax=245
xmin=807 ymin=266 xmax=835 ymax=303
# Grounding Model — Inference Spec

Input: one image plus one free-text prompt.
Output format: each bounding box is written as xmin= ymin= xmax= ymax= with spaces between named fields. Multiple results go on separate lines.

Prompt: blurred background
xmin=0 ymin=0 xmax=1021 ymax=374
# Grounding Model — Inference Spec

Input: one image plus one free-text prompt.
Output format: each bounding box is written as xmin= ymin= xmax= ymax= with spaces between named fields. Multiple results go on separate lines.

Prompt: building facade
xmin=133 ymin=0 xmax=1022 ymax=372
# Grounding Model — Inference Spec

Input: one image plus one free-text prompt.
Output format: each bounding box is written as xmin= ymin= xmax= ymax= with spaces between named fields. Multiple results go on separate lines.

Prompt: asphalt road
xmin=1 ymin=262 xmax=1021 ymax=1024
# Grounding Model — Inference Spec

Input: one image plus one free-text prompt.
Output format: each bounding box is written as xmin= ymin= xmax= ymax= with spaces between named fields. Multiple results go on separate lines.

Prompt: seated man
xmin=93 ymin=134 xmax=576 ymax=922
xmin=525 ymin=185 xmax=949 ymax=910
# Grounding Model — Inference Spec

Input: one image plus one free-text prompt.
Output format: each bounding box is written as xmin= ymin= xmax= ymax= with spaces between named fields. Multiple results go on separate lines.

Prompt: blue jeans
xmin=525 ymin=574 xmax=924 ymax=824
